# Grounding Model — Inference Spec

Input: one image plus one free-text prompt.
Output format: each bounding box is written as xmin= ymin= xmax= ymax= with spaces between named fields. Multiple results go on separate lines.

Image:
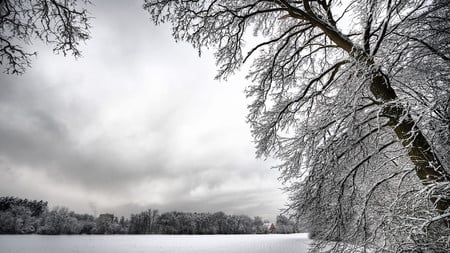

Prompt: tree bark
xmin=281 ymin=0 xmax=450 ymax=212
xmin=303 ymin=13 xmax=450 ymax=213
xmin=371 ymin=71 xmax=450 ymax=212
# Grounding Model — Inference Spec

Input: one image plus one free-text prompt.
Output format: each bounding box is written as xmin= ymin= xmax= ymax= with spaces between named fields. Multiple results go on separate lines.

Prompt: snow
xmin=0 ymin=234 xmax=310 ymax=253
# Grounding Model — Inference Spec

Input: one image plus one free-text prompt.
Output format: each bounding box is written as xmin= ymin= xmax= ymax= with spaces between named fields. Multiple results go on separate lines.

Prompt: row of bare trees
xmin=1 ymin=196 xmax=293 ymax=235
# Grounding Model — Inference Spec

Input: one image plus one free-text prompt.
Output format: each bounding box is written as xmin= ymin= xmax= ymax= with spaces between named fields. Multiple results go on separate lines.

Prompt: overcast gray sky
xmin=0 ymin=0 xmax=286 ymax=221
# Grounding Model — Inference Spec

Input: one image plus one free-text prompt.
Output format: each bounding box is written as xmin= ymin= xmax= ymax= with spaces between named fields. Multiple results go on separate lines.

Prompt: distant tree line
xmin=0 ymin=196 xmax=299 ymax=235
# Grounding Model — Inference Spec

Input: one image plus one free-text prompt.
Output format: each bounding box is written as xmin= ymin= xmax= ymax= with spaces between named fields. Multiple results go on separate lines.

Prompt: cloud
xmin=0 ymin=0 xmax=286 ymax=221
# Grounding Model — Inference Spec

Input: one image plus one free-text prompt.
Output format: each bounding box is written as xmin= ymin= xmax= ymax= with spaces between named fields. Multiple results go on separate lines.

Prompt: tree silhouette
xmin=0 ymin=0 xmax=91 ymax=74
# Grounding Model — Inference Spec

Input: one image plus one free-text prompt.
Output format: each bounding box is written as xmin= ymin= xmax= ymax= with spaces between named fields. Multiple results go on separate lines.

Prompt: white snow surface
xmin=0 ymin=233 xmax=310 ymax=253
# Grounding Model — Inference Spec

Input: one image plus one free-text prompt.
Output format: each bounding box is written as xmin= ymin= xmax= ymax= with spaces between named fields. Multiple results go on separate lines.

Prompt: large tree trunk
xmin=370 ymin=72 xmax=450 ymax=213
xmin=309 ymin=16 xmax=450 ymax=213
xmin=284 ymin=2 xmax=450 ymax=212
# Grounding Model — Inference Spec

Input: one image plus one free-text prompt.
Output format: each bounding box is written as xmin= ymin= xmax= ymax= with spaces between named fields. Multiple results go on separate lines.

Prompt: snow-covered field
xmin=0 ymin=234 xmax=310 ymax=253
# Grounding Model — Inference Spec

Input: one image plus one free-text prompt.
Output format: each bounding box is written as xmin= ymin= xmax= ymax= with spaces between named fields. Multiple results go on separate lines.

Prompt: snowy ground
xmin=0 ymin=234 xmax=310 ymax=253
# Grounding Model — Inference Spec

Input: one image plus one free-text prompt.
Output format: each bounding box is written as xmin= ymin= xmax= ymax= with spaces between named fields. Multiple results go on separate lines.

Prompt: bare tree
xmin=0 ymin=0 xmax=91 ymax=74
xmin=145 ymin=0 xmax=450 ymax=251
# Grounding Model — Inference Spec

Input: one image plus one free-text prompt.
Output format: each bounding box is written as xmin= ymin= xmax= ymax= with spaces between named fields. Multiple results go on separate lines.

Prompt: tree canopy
xmin=145 ymin=0 xmax=450 ymax=251
xmin=0 ymin=0 xmax=90 ymax=74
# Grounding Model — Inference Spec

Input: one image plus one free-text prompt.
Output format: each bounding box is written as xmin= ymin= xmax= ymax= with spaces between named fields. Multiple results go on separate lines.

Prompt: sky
xmin=0 ymin=0 xmax=286 ymax=221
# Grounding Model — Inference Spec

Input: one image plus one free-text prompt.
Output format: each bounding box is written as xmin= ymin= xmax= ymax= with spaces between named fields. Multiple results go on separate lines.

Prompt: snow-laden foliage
xmin=0 ymin=0 xmax=91 ymax=74
xmin=144 ymin=0 xmax=449 ymax=251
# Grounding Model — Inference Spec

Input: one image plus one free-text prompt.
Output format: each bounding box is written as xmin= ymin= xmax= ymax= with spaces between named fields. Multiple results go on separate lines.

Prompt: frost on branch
xmin=145 ymin=1 xmax=450 ymax=251
xmin=0 ymin=0 xmax=91 ymax=74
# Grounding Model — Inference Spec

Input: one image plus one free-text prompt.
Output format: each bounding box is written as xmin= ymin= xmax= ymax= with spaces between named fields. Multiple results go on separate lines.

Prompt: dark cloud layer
xmin=0 ymin=0 xmax=285 ymax=221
